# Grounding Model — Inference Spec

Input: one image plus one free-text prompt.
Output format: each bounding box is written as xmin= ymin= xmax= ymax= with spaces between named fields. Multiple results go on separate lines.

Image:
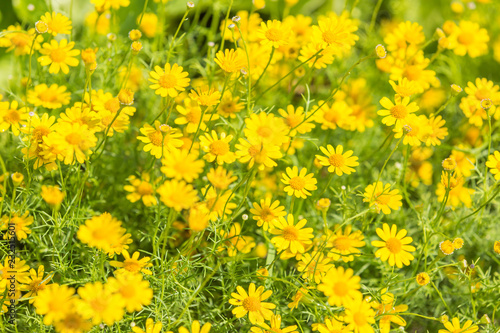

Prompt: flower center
xmin=256 ymin=126 xmax=273 ymax=138
xmin=4 ymin=110 xmax=20 ymax=123
xmin=259 ymin=208 xmax=274 ymax=222
xmin=333 ymin=281 xmax=348 ymax=296
xmin=50 ymin=49 xmax=67 ymax=62
xmin=39 ymin=91 xmax=58 ymax=103
xmin=89 ymin=299 xmax=107 ymax=312
xmin=333 ymin=236 xmax=352 ymax=251
xmin=386 ymin=237 xmax=402 ymax=253
xmin=328 ymin=154 xmax=344 ymax=167
xmin=282 ymin=226 xmax=299 ymax=241
xmin=285 ymin=114 xmax=301 ymax=128
xmin=210 ymin=140 xmax=229 ymax=156
xmin=124 ymin=261 xmax=141 ymax=272
xmin=159 ymin=73 xmax=178 ymax=89
xmin=148 ymin=131 xmax=163 ymax=146
xmin=242 ymin=296 xmax=261 ymax=312
xmin=323 ymin=110 xmax=339 ymax=123
xmin=353 ymin=312 xmax=367 ymax=327
xmin=61 ymin=313 xmax=83 ymax=329
xmin=458 ymin=32 xmax=474 ymax=45
xmin=137 ymin=181 xmax=153 ymax=195
xmin=65 ymin=132 xmax=82 ymax=145
xmin=185 ymin=110 xmax=200 ymax=123
xmin=322 ymin=31 xmax=337 ymax=44
xmin=404 ymin=66 xmax=421 ymax=81
xmin=289 ymin=176 xmax=305 ymax=190
xmin=265 ymin=28 xmax=282 ymax=41
xmin=390 ymin=105 xmax=408 ymax=119
xmin=104 ymin=98 xmax=121 ymax=113
xmin=221 ymin=101 xmax=236 ymax=114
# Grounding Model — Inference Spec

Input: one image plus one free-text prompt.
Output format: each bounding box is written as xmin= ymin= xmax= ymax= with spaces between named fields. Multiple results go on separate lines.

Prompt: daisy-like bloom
xmin=107 ymin=273 xmax=153 ymax=313
xmin=137 ymin=122 xmax=183 ymax=159
xmin=41 ymin=185 xmax=65 ymax=207
xmin=244 ymin=112 xmax=289 ymax=146
xmin=416 ymin=272 xmax=430 ymax=286
xmin=313 ymin=100 xmax=355 ymax=131
xmin=218 ymin=91 xmax=245 ymax=118
xmin=161 ymin=148 xmax=205 ymax=183
xmin=326 ymin=224 xmax=366 ymax=262
xmin=37 ymin=39 xmax=80 ymax=74
xmin=344 ymin=296 xmax=376 ymax=333
xmin=298 ymin=42 xmax=335 ymax=69
xmin=124 ymin=173 xmax=157 ymax=207
xmin=363 ymin=182 xmax=403 ymax=214
xmin=278 ymin=105 xmax=315 ymax=136
xmin=215 ymin=48 xmax=246 ymax=73
xmin=207 ymin=166 xmax=237 ymax=190
xmin=0 ymin=100 xmax=29 ymax=135
xmin=318 ymin=266 xmax=362 ymax=306
xmin=109 ymin=250 xmax=152 ymax=275
xmin=235 ymin=138 xmax=283 ymax=170
xmin=24 ymin=265 xmax=53 ymax=304
xmin=28 ymin=84 xmax=71 ymax=109
xmin=92 ymin=0 xmax=130 ymax=10
xmin=371 ymin=223 xmax=416 ymax=268
xmin=449 ymin=147 xmax=476 ymax=177
xmin=76 ymin=281 xmax=125 ymax=326
xmin=132 ymin=318 xmax=163 ymax=333
xmin=57 ymin=102 xmax=100 ymax=130
xmin=0 ymin=257 xmax=30 ymax=292
xmin=1 ymin=211 xmax=33 ymax=240
xmin=439 ymin=240 xmax=455 ymax=255
xmin=45 ymin=122 xmax=97 ymax=165
xmin=378 ymin=96 xmax=419 ymax=130
xmin=201 ymin=186 xmax=237 ymax=221
xmin=175 ymin=321 xmax=212 ymax=333
xmin=34 ymin=283 xmax=75 ymax=325
xmin=21 ymin=112 xmax=56 ymax=144
xmin=250 ymin=198 xmax=286 ymax=231
xmin=439 ymin=317 xmax=478 ymax=333
xmin=251 ymin=314 xmax=298 ymax=333
xmin=394 ymin=114 xmax=432 ymax=147
xmin=486 ymin=151 xmax=500 ymax=180
xmin=384 ymin=21 xmax=425 ymax=56
xmin=287 ymin=287 xmax=309 ymax=310
xmin=389 ymin=78 xmax=419 ymax=99
xmin=189 ymin=86 xmax=222 ymax=107
xmin=281 ymin=166 xmax=317 ymax=198
xmin=270 ymin=214 xmax=314 ymax=254
xmin=0 ymin=25 xmax=43 ymax=55
xmin=229 ymin=283 xmax=276 ymax=324
xmin=77 ymin=213 xmax=129 ymax=254
xmin=314 ymin=12 xmax=359 ymax=51
xmin=372 ymin=290 xmax=408 ymax=333
xmin=188 ymin=204 xmax=211 ymax=232
xmin=316 ymin=317 xmax=350 ymax=333
xmin=175 ymin=99 xmax=215 ymax=133
xmin=446 ymin=20 xmax=489 ymax=58
xmin=297 ymin=251 xmax=334 ymax=284
xmin=257 ymin=20 xmax=290 ymax=48
xmin=157 ymin=179 xmax=198 ymax=211
xmin=219 ymin=222 xmax=256 ymax=256
xmin=436 ymin=172 xmax=474 ymax=208
xmin=149 ymin=63 xmax=190 ymax=97
xmin=199 ymin=130 xmax=236 ymax=164
xmin=460 ymin=78 xmax=500 ymax=126
xmin=40 ymin=12 xmax=72 ymax=36
xmin=425 ymin=115 xmax=448 ymax=146
xmin=316 ymin=145 xmax=359 ymax=176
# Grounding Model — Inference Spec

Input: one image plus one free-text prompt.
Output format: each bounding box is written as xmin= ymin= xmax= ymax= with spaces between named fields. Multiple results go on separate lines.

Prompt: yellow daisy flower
xmin=157 ymin=179 xmax=198 ymax=211
xmin=218 ymin=91 xmax=245 ymax=118
xmin=109 ymin=250 xmax=153 ymax=275
xmin=228 ymin=283 xmax=276 ymax=324
xmin=206 ymin=166 xmax=237 ymax=190
xmin=297 ymin=251 xmax=333 ymax=283
xmin=312 ymin=12 xmax=359 ymax=51
xmin=37 ymin=39 xmax=80 ymax=74
xmin=281 ymin=166 xmax=317 ymax=198
xmin=446 ymin=20 xmax=489 ymax=58
xmin=378 ymin=96 xmax=419 ymax=130
xmin=199 ymin=130 xmax=236 ymax=164
xmin=244 ymin=112 xmax=289 ymax=146
xmin=326 ymin=224 xmax=366 ymax=262
xmin=40 ymin=12 xmax=72 ymax=36
xmin=149 ymin=63 xmax=190 ymax=97
xmin=176 ymin=321 xmax=212 ymax=333
xmin=34 ymin=283 xmax=75 ymax=325
xmin=438 ymin=317 xmax=478 ymax=333
xmin=235 ymin=138 xmax=283 ymax=170
xmin=250 ymin=197 xmax=286 ymax=231
xmin=77 ymin=213 xmax=129 ymax=254
xmin=161 ymin=148 xmax=205 ymax=183
xmin=0 ymin=100 xmax=29 ymax=135
xmin=278 ymin=104 xmax=315 ymax=136
xmin=189 ymin=86 xmax=221 ymax=107
xmin=270 ymin=214 xmax=314 ymax=254
xmin=214 ymin=48 xmax=246 ymax=73
xmin=106 ymin=273 xmax=153 ymax=313
xmin=486 ymin=150 xmax=500 ymax=180
xmin=175 ymin=99 xmax=216 ymax=133
xmin=316 ymin=144 xmax=359 ymax=176
xmin=137 ymin=121 xmax=183 ymax=159
xmin=24 ymin=265 xmax=53 ymax=304
xmin=132 ymin=318 xmax=163 ymax=333
xmin=317 ymin=266 xmax=362 ymax=306
xmin=343 ymin=296 xmax=376 ymax=333
xmin=76 ymin=281 xmax=124 ymax=326
xmin=257 ymin=20 xmax=290 ymax=48
xmin=250 ymin=314 xmax=298 ymax=333
xmin=28 ymin=84 xmax=71 ymax=109
xmin=371 ymin=223 xmax=416 ymax=268
xmin=363 ymin=182 xmax=403 ymax=214
xmin=1 ymin=211 xmax=33 ymax=240
xmin=124 ymin=173 xmax=157 ymax=206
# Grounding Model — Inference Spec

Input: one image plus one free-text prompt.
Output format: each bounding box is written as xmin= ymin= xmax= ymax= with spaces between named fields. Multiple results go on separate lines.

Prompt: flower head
xmin=38 ymin=39 xmax=80 ymax=74
xmin=228 ymin=283 xmax=276 ymax=324
xmin=281 ymin=166 xmax=317 ymax=198
xmin=371 ymin=223 xmax=415 ymax=268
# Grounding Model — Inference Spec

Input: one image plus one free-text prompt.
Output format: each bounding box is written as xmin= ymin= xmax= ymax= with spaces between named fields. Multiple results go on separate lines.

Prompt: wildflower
xmin=316 ymin=144 xmax=359 ymax=176
xmin=281 ymin=166 xmax=317 ymax=198
xmin=436 ymin=172 xmax=474 ymax=208
xmin=188 ymin=204 xmax=210 ymax=232
xmin=107 ymin=273 xmax=153 ymax=313
xmin=270 ymin=214 xmax=314 ymax=254
xmin=215 ymin=48 xmax=246 ymax=73
xmin=157 ymin=179 xmax=198 ymax=211
xmin=486 ymin=151 xmax=500 ymax=180
xmin=228 ymin=283 xmax=276 ymax=324
xmin=207 ymin=166 xmax=237 ymax=190
xmin=416 ymin=272 xmax=430 ymax=286
xmin=442 ymin=158 xmax=457 ymax=171
xmin=201 ymin=186 xmax=237 ymax=221
xmin=124 ymin=173 xmax=157 ymax=207
xmin=220 ymin=222 xmax=256 ymax=256
xmin=344 ymin=296 xmax=376 ymax=333
xmin=378 ymin=96 xmax=419 ymax=130
xmin=38 ymin=39 xmax=80 ymax=74
xmin=375 ymin=44 xmax=387 ymax=58
xmin=199 ymin=130 xmax=236 ymax=164
xmin=110 ymin=250 xmax=153 ymax=275
xmin=76 ymin=281 xmax=125 ymax=326
xmin=132 ymin=318 xmax=163 ymax=333
xmin=128 ymin=29 xmax=142 ymax=41
xmin=137 ymin=121 xmax=183 ymax=159
xmin=318 ymin=266 xmax=362 ymax=306
xmin=235 ymin=138 xmax=282 ymax=170
xmin=298 ymin=43 xmax=335 ymax=69
xmin=250 ymin=314 xmax=298 ymax=333
xmin=371 ymin=223 xmax=416 ymax=268
xmin=0 ymin=25 xmax=43 ymax=56
xmin=449 ymin=147 xmax=475 ymax=177
xmin=257 ymin=20 xmax=290 ymax=47
xmin=24 ymin=265 xmax=52 ymax=304
xmin=149 ymin=63 xmax=190 ymax=97
xmin=244 ymin=112 xmax=289 ymax=146
xmin=389 ymin=78 xmax=419 ymax=98
xmin=11 ymin=172 xmax=24 ymax=185
xmin=41 ymin=185 xmax=65 ymax=207
xmin=297 ymin=251 xmax=333 ymax=283
xmin=250 ymin=198 xmax=286 ymax=231
xmin=40 ymin=12 xmax=72 ymax=36
xmin=218 ymin=92 xmax=245 ymax=118
xmin=189 ymin=86 xmax=221 ymax=107
xmin=278 ymin=105 xmax=315 ymax=136
xmin=0 ymin=100 xmax=29 ymax=135
xmin=453 ymin=238 xmax=464 ymax=249
xmin=316 ymin=198 xmax=331 ymax=211
xmin=439 ymin=240 xmax=455 ymax=255
xmin=438 ymin=317 xmax=478 ymax=333
xmin=288 ymin=287 xmax=309 ymax=310
xmin=1 ymin=211 xmax=33 ymax=240
xmin=425 ymin=115 xmax=448 ymax=146
xmin=460 ymin=78 xmax=500 ymax=126
xmin=45 ymin=122 xmax=97 ymax=164
xmin=451 ymin=84 xmax=463 ymax=95
xmin=54 ymin=310 xmax=92 ymax=333
xmin=446 ymin=20 xmax=489 ymax=58
xmin=327 ymin=224 xmax=366 ymax=262
xmin=175 ymin=99 xmax=214 ymax=133
xmin=139 ymin=13 xmax=158 ymax=38
xmin=256 ymin=267 xmax=269 ymax=280
xmin=494 ymin=241 xmax=500 ymax=254
xmin=176 ymin=321 xmax=212 ymax=333
xmin=161 ymin=149 xmax=205 ymax=183
xmin=373 ymin=290 xmax=408 ymax=333
xmin=363 ymin=182 xmax=403 ymax=214
xmin=312 ymin=13 xmax=359 ymax=51
xmin=34 ymin=284 xmax=75 ymax=325
xmin=35 ymin=20 xmax=49 ymax=34
xmin=77 ymin=213 xmax=130 ymax=255
xmin=28 ymin=84 xmax=71 ymax=109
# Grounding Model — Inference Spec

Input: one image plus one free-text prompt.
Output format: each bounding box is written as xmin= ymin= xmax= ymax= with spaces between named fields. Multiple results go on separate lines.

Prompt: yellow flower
xmin=312 ymin=12 xmax=359 ymax=51
xmin=139 ymin=13 xmax=158 ymax=38
xmin=137 ymin=122 xmax=183 ymax=159
xmin=77 ymin=213 xmax=130 ymax=255
xmin=486 ymin=151 xmax=500 ymax=180
xmin=372 ymin=290 xmax=408 ymax=333
xmin=228 ymin=283 xmax=276 ymax=324
xmin=297 ymin=251 xmax=333 ymax=283
xmin=389 ymin=78 xmax=419 ymax=98
xmin=257 ymin=20 xmax=290 ymax=48
xmin=38 ymin=39 xmax=80 ymax=74
xmin=378 ymin=96 xmax=419 ymax=130
xmin=40 ymin=12 xmax=72 ymax=36
xmin=189 ymin=86 xmax=221 ymax=107
xmin=287 ymin=287 xmax=309 ymax=310
xmin=244 ymin=112 xmax=289 ymax=146
xmin=133 ymin=318 xmax=163 ymax=333
xmin=109 ymin=250 xmax=153 ymax=275
xmin=363 ymin=182 xmax=403 ymax=214
xmin=371 ymin=223 xmax=416 ymax=268
xmin=446 ymin=20 xmax=489 ymax=58
xmin=0 ymin=25 xmax=43 ymax=55
xmin=250 ymin=314 xmax=298 ymax=333
xmin=494 ymin=241 xmax=500 ymax=254
xmin=0 ymin=100 xmax=29 ymax=135
xmin=453 ymin=238 xmax=464 ymax=249
xmin=326 ymin=224 xmax=366 ymax=262
xmin=298 ymin=43 xmax=335 ymax=69
xmin=91 ymin=0 xmax=130 ymax=10
xmin=250 ymin=198 xmax=286 ymax=231
xmin=176 ymin=320 xmax=212 ymax=333
xmin=149 ymin=63 xmax=190 ymax=98
xmin=54 ymin=310 xmax=92 ymax=333
xmin=124 ymin=173 xmax=157 ymax=206
xmin=416 ymin=272 xmax=430 ymax=286
xmin=343 ymin=296 xmax=376 ymax=333
xmin=235 ymin=138 xmax=283 ymax=170
xmin=161 ymin=149 xmax=205 ymax=183
xmin=281 ymin=166 xmax=317 ymax=198
xmin=1 ymin=211 xmax=33 ymax=240
xmin=207 ymin=166 xmax=237 ymax=190
xmin=45 ymin=122 xmax=97 ymax=165
xmin=175 ymin=99 xmax=215 ymax=133
xmin=28 ymin=84 xmax=71 ymax=109
xmin=215 ymin=48 xmax=246 ymax=73
xmin=278 ymin=104 xmax=315 ymax=136
xmin=157 ymin=179 xmax=198 ymax=211
xmin=439 ymin=240 xmax=455 ymax=255
xmin=76 ymin=281 xmax=125 ymax=325
xmin=107 ymin=273 xmax=153 ymax=313
xmin=188 ymin=204 xmax=210 ymax=232
xmin=436 ymin=173 xmax=474 ymax=208
xmin=317 ymin=266 xmax=362 ymax=306
xmin=270 ymin=214 xmax=314 ymax=254
xmin=425 ymin=115 xmax=448 ymax=146
xmin=199 ymin=130 xmax=236 ymax=164
xmin=24 ymin=265 xmax=53 ymax=304
xmin=460 ymin=78 xmax=500 ymax=126
xmin=316 ymin=144 xmax=359 ymax=176
xmin=34 ymin=283 xmax=75 ymax=325
xmin=201 ymin=186 xmax=237 ymax=221
xmin=41 ymin=185 xmax=65 ymax=207
xmin=218 ymin=91 xmax=245 ymax=118
xmin=438 ymin=317 xmax=478 ymax=333
xmin=384 ymin=21 xmax=425 ymax=56
xmin=219 ymin=222 xmax=256 ymax=256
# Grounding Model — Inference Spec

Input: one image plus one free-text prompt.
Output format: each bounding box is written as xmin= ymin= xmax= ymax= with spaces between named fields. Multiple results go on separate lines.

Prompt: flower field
xmin=0 ymin=0 xmax=499 ymax=332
